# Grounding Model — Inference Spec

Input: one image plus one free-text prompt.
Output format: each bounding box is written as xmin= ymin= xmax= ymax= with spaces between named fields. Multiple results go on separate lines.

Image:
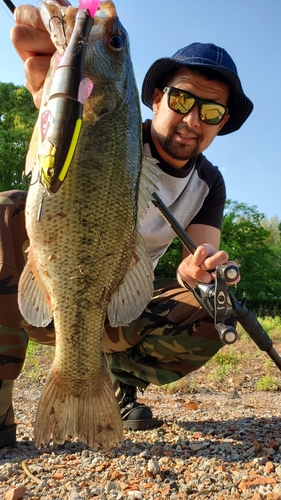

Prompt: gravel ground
xmin=1 ymin=369 xmax=281 ymax=500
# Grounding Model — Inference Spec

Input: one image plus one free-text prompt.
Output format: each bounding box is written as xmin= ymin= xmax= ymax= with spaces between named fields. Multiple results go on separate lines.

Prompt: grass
xmin=21 ymin=316 xmax=281 ymax=393
xmin=255 ymin=375 xmax=281 ymax=391
xmin=211 ymin=348 xmax=240 ymax=366
xmin=163 ymin=376 xmax=199 ymax=395
xmin=160 ymin=315 xmax=281 ymax=394
xmin=259 ymin=316 xmax=281 ymax=339
xmin=209 ymin=315 xmax=281 ymax=392
xmin=237 ymin=315 xmax=281 ymax=341
xmin=22 ymin=341 xmax=54 ymax=379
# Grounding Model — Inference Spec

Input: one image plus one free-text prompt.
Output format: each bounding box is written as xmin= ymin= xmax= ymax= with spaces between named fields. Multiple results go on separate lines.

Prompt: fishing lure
xmin=37 ymin=0 xmax=101 ymax=193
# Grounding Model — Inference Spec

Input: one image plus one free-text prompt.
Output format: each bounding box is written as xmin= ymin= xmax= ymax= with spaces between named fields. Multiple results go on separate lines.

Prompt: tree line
xmin=1 ymin=82 xmax=280 ymax=313
xmin=0 ymin=82 xmax=38 ymax=191
xmin=155 ymin=201 xmax=281 ymax=313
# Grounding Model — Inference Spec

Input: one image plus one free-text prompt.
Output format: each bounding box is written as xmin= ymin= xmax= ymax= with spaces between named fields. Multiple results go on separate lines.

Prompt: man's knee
xmin=103 ymin=283 xmax=212 ymax=355
xmin=0 ymin=190 xmax=28 ymax=333
xmin=0 ymin=326 xmax=28 ymax=380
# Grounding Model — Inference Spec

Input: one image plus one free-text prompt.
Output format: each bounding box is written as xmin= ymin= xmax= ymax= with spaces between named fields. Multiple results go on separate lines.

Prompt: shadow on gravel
xmin=1 ymin=415 xmax=280 ymax=466
xmin=172 ymin=415 xmax=281 ymax=463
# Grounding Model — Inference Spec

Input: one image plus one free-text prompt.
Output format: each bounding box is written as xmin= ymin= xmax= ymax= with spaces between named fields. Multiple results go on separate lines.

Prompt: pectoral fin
xmin=18 ymin=248 xmax=53 ymax=328
xmin=107 ymin=155 xmax=160 ymax=327
xmin=137 ymin=155 xmax=160 ymax=219
xmin=107 ymin=232 xmax=154 ymax=327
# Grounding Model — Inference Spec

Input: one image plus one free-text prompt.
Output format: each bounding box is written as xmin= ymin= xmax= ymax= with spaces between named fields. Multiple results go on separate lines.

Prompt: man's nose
xmin=182 ymin=105 xmax=201 ymax=128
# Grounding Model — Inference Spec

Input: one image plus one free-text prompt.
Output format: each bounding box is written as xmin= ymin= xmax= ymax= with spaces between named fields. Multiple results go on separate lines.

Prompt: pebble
xmin=1 ymin=373 xmax=281 ymax=499
xmin=147 ymin=458 xmax=160 ymax=475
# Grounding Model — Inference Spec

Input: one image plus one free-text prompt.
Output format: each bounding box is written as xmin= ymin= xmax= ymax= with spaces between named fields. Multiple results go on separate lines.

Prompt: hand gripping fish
xmin=18 ymin=0 xmax=158 ymax=451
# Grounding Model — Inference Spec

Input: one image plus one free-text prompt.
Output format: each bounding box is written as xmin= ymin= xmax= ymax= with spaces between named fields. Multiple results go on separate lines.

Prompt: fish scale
xmin=18 ymin=0 xmax=155 ymax=451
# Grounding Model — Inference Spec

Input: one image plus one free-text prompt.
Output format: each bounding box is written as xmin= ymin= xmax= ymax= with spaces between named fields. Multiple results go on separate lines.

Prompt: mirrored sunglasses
xmin=163 ymin=86 xmax=229 ymax=125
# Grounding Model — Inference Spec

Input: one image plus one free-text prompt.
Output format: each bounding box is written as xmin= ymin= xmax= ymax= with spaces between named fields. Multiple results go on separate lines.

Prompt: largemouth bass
xmin=18 ymin=0 xmax=156 ymax=451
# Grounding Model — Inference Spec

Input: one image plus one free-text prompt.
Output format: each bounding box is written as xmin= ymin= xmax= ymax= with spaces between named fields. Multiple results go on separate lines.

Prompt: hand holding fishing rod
xmin=152 ymin=191 xmax=281 ymax=372
xmin=11 ymin=0 xmax=101 ymax=202
xmin=152 ymin=191 xmax=239 ymax=345
xmin=10 ymin=0 xmax=71 ymax=110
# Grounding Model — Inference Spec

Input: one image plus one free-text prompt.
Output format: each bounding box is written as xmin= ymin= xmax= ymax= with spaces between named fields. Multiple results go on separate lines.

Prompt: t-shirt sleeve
xmin=189 ymin=161 xmax=226 ymax=231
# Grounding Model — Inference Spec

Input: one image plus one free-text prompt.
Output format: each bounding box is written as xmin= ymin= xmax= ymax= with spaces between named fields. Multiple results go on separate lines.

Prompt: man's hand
xmin=10 ymin=2 xmax=69 ymax=109
xmin=177 ymin=243 xmax=240 ymax=289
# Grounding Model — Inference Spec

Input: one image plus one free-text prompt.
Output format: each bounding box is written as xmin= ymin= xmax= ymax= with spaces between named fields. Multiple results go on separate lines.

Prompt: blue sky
xmin=1 ymin=0 xmax=281 ymax=220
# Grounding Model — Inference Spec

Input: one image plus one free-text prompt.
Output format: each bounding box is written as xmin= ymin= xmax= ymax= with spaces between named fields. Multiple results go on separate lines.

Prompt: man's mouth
xmin=175 ymin=126 xmax=201 ymax=144
xmin=176 ymin=131 xmax=197 ymax=143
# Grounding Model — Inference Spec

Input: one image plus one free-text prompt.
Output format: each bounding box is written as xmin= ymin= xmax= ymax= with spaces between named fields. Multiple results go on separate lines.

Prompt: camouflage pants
xmin=104 ymin=281 xmax=235 ymax=388
xmin=0 ymin=191 xmax=55 ymax=419
xmin=0 ymin=190 xmax=234 ymax=410
xmin=0 ymin=191 xmax=56 ymax=363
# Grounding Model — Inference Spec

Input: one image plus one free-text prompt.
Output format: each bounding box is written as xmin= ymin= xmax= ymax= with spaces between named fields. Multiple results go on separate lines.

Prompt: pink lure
xmin=78 ymin=0 xmax=101 ymax=18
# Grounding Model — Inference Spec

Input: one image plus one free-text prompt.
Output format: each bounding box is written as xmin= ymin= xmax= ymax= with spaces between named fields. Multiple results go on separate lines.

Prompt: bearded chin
xmin=158 ymin=134 xmax=200 ymax=161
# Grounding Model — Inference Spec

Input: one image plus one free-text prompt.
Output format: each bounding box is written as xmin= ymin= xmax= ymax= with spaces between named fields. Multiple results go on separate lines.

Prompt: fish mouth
xmin=90 ymin=0 xmax=118 ymax=40
xmin=88 ymin=1 xmax=127 ymax=58
xmin=95 ymin=0 xmax=117 ymax=19
xmin=65 ymin=1 xmax=118 ymax=41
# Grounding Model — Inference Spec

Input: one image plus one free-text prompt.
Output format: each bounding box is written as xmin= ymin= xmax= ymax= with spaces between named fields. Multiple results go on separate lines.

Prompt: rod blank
xmin=3 ymin=0 xmax=16 ymax=13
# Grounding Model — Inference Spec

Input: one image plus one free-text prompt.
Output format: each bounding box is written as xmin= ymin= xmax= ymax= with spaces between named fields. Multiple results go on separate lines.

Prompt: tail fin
xmin=34 ymin=361 xmax=123 ymax=451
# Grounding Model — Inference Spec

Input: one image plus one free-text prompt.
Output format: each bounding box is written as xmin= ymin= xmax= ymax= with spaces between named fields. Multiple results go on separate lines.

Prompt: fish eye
xmin=108 ymin=35 xmax=124 ymax=50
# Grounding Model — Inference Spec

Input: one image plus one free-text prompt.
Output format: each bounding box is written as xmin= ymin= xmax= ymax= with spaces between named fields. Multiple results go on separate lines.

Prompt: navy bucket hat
xmin=141 ymin=42 xmax=253 ymax=136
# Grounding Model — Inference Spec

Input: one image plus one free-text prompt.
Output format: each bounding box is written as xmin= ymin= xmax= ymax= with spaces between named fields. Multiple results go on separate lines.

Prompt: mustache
xmin=175 ymin=124 xmax=202 ymax=140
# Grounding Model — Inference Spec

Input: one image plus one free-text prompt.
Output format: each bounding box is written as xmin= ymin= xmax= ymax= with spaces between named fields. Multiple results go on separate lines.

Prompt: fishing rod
xmin=2 ymin=0 xmax=15 ymax=13
xmin=152 ymin=191 xmax=281 ymax=373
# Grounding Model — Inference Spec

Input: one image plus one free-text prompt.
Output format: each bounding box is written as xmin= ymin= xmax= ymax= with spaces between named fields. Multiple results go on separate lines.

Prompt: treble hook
xmin=49 ymin=14 xmax=68 ymax=50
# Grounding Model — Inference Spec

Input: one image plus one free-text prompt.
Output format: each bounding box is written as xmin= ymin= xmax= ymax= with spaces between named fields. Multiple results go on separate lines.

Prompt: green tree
xmin=0 ymin=82 xmax=38 ymax=191
xmin=154 ymin=237 xmax=182 ymax=278
xmin=155 ymin=199 xmax=281 ymax=312
xmin=220 ymin=200 xmax=281 ymax=312
xmin=262 ymin=216 xmax=281 ymax=247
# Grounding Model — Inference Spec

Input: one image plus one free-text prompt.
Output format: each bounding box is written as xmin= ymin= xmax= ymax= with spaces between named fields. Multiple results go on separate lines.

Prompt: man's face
xmin=151 ymin=67 xmax=230 ymax=169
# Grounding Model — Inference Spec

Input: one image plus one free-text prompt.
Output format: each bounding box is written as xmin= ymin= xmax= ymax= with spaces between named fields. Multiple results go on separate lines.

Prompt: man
xmin=0 ymin=4 xmax=253 ymax=446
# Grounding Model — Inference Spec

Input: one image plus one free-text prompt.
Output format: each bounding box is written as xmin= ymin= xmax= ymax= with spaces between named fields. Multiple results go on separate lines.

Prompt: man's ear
xmin=218 ymin=113 xmax=230 ymax=133
xmin=152 ymin=88 xmax=163 ymax=113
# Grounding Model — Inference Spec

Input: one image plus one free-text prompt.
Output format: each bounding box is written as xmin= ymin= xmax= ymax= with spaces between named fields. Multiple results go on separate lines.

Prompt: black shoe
xmin=0 ymin=405 xmax=16 ymax=447
xmin=119 ymin=384 xmax=155 ymax=431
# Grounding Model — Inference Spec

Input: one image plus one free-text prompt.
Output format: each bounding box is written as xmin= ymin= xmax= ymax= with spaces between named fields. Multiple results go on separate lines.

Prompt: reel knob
xmin=216 ymin=323 xmax=238 ymax=345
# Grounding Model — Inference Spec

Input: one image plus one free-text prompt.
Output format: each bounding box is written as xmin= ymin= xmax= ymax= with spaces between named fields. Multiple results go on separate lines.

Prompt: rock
xmin=5 ymin=486 xmax=27 ymax=500
xmin=264 ymin=461 xmax=275 ymax=474
xmin=147 ymin=459 xmax=160 ymax=475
